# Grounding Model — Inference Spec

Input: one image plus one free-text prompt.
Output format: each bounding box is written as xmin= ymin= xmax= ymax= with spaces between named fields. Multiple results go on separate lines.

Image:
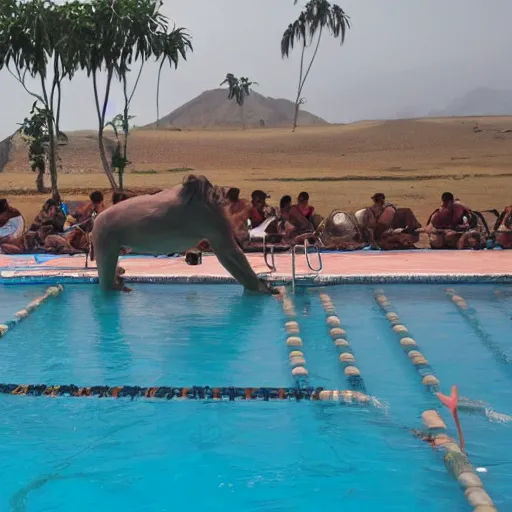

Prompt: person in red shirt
xmin=248 ymin=190 xmax=275 ymax=228
xmin=293 ymin=191 xmax=315 ymax=220
xmin=279 ymin=194 xmax=312 ymax=239
xmin=431 ymin=192 xmax=469 ymax=230
xmin=428 ymin=192 xmax=477 ymax=249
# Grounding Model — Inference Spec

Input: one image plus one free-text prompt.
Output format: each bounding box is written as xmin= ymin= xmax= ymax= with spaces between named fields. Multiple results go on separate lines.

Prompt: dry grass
xmin=2 ymin=116 xmax=512 ymax=226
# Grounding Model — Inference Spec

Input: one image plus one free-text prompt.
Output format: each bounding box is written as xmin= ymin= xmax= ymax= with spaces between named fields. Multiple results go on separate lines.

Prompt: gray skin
xmin=91 ymin=175 xmax=277 ymax=294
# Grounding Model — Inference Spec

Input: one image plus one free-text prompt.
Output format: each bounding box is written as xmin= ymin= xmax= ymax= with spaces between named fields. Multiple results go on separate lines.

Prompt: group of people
xmin=223 ymin=188 xmax=321 ymax=246
xmin=1 ymin=185 xmax=511 ymax=255
xmin=0 ymin=190 xmax=130 ymax=255
xmin=222 ymin=188 xmax=512 ymax=251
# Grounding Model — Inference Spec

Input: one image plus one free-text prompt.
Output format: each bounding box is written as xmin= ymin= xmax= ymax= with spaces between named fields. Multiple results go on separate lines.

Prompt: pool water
xmin=0 ymin=283 xmax=511 ymax=511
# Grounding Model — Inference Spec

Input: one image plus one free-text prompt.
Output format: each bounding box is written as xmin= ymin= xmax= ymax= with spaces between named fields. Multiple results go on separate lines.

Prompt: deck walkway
xmin=0 ymin=251 xmax=510 ymax=282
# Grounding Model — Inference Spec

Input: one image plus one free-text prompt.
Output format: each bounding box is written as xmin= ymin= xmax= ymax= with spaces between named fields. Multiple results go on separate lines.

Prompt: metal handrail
xmin=291 ymin=237 xmax=323 ymax=293
xmin=263 ymin=238 xmax=277 ymax=272
xmin=304 ymin=239 xmax=323 ymax=272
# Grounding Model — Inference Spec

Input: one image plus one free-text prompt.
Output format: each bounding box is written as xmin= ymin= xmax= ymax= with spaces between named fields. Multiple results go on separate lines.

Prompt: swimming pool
xmin=0 ymin=283 xmax=511 ymax=511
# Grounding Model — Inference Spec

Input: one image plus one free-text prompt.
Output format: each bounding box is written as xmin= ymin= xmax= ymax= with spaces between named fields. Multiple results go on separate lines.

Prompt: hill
xmin=429 ymin=88 xmax=512 ymax=117
xmin=3 ymin=117 xmax=512 ymax=235
xmin=145 ymin=88 xmax=328 ymax=129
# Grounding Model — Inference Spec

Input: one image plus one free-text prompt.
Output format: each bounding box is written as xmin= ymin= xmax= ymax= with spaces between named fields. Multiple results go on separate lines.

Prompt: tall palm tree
xmin=220 ymin=73 xmax=258 ymax=129
xmin=282 ymin=0 xmax=350 ymax=131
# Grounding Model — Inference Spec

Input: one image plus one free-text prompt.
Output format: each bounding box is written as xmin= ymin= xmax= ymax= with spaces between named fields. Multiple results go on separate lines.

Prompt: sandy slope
xmin=2 ymin=117 xmax=511 ymax=228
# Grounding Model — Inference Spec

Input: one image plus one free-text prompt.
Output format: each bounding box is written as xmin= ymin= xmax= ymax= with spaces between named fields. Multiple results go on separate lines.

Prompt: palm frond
xmin=221 ymin=73 xmax=257 ymax=106
xmin=282 ymin=1 xmax=351 ymax=58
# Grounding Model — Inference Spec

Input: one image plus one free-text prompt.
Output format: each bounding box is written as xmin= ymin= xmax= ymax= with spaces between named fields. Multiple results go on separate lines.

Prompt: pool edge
xmin=1 ymin=272 xmax=512 ymax=286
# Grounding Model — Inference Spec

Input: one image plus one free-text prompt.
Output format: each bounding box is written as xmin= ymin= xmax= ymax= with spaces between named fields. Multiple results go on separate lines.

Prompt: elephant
xmin=90 ymin=175 xmax=277 ymax=295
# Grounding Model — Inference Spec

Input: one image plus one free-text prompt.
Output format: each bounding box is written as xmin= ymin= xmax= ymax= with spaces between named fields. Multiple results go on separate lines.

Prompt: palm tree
xmin=156 ymin=26 xmax=193 ymax=129
xmin=282 ymin=0 xmax=350 ymax=131
xmin=220 ymin=73 xmax=258 ymax=129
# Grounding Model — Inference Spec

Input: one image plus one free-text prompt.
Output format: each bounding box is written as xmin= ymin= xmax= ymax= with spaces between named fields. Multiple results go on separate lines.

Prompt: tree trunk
xmin=292 ymin=102 xmax=300 ymax=132
xmin=98 ymin=130 xmax=118 ymax=190
xmin=40 ymin=75 xmax=60 ymax=202
xmin=35 ymin=165 xmax=45 ymax=193
xmin=241 ymin=104 xmax=246 ymax=130
xmin=46 ymin=113 xmax=60 ymax=202
xmin=156 ymin=60 xmax=164 ymax=129
xmin=292 ymin=28 xmax=323 ymax=133
xmin=118 ymin=165 xmax=124 ymax=191
xmin=92 ymin=69 xmax=118 ymax=190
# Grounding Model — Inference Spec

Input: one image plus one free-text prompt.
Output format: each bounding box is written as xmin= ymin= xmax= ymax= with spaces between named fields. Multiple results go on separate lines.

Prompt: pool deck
xmin=0 ymin=251 xmax=510 ymax=284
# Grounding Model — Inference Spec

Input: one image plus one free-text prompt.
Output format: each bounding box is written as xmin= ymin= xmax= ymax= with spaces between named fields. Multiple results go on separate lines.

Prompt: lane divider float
xmin=375 ymin=289 xmax=511 ymax=423
xmin=374 ymin=289 xmax=440 ymax=392
xmin=319 ymin=292 xmax=367 ymax=393
xmin=446 ymin=288 xmax=512 ymax=366
xmin=0 ymin=285 xmax=64 ymax=338
xmin=420 ymin=409 xmax=498 ymax=512
xmin=280 ymin=288 xmax=309 ymax=388
xmin=1 ymin=384 xmax=372 ymax=403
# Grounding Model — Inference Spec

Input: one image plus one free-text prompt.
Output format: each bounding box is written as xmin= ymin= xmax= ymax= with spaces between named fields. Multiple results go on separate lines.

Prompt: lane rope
xmin=446 ymin=288 xmax=512 ymax=366
xmin=280 ymin=288 xmax=310 ymax=388
xmin=419 ymin=409 xmax=498 ymax=512
xmin=0 ymin=384 xmax=372 ymax=403
xmin=0 ymin=285 xmax=64 ymax=338
xmin=374 ymin=289 xmax=440 ymax=391
xmin=319 ymin=292 xmax=367 ymax=393
xmin=375 ymin=289 xmax=511 ymax=423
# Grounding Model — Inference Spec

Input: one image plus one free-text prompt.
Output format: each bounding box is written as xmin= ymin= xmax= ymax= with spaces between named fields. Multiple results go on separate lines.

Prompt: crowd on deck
xmin=1 ymin=187 xmax=511 ymax=256
xmin=220 ymin=188 xmax=512 ymax=252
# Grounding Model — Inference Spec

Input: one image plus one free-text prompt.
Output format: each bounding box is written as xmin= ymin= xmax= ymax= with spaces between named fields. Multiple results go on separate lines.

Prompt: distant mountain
xmin=429 ymin=88 xmax=512 ymax=117
xmin=144 ymin=88 xmax=328 ymax=129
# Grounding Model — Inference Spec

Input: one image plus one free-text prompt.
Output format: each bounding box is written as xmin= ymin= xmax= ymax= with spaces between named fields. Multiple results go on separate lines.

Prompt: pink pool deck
xmin=0 ymin=251 xmax=510 ymax=281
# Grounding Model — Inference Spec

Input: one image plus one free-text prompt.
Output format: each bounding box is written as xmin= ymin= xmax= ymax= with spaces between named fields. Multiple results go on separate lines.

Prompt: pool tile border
xmin=1 ymin=272 xmax=512 ymax=285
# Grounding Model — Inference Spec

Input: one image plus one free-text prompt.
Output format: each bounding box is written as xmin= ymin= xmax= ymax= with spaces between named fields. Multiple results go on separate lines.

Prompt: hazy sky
xmin=1 ymin=0 xmax=511 ymax=139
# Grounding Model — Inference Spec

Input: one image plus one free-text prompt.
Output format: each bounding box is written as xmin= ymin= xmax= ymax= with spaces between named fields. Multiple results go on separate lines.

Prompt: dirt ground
xmin=1 ymin=117 xmax=511 ymax=228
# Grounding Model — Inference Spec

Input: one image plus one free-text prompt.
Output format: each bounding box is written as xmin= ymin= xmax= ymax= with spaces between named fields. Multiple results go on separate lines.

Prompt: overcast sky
xmin=1 ymin=0 xmax=511 ymax=139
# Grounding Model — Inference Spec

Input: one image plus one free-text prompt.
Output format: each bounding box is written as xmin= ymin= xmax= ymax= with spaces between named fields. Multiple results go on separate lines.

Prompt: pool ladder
xmin=263 ymin=238 xmax=323 ymax=293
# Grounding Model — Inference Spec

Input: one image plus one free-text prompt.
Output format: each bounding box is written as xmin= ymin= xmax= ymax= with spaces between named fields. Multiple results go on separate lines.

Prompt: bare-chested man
xmin=224 ymin=187 xmax=250 ymax=242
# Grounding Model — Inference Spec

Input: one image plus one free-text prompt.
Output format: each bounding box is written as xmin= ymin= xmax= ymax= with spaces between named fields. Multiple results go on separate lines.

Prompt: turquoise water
xmin=0 ymin=283 xmax=511 ymax=511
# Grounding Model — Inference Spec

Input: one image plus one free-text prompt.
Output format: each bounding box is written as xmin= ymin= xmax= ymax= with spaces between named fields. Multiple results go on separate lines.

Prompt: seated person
xmin=30 ymin=199 xmax=83 ymax=254
xmin=360 ymin=193 xmax=397 ymax=247
xmin=292 ymin=191 xmax=323 ymax=228
xmin=224 ymin=187 xmax=250 ymax=243
xmin=30 ymin=198 xmax=66 ymax=233
xmin=382 ymin=207 xmax=422 ymax=250
xmin=248 ymin=190 xmax=277 ymax=229
xmin=74 ymin=191 xmax=105 ymax=231
xmin=359 ymin=193 xmax=422 ymax=250
xmin=279 ymin=195 xmax=314 ymax=240
xmin=494 ymin=205 xmax=512 ymax=249
xmin=0 ymin=199 xmax=26 ymax=253
xmin=293 ymin=191 xmax=315 ymax=219
xmin=426 ymin=192 xmax=481 ymax=249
